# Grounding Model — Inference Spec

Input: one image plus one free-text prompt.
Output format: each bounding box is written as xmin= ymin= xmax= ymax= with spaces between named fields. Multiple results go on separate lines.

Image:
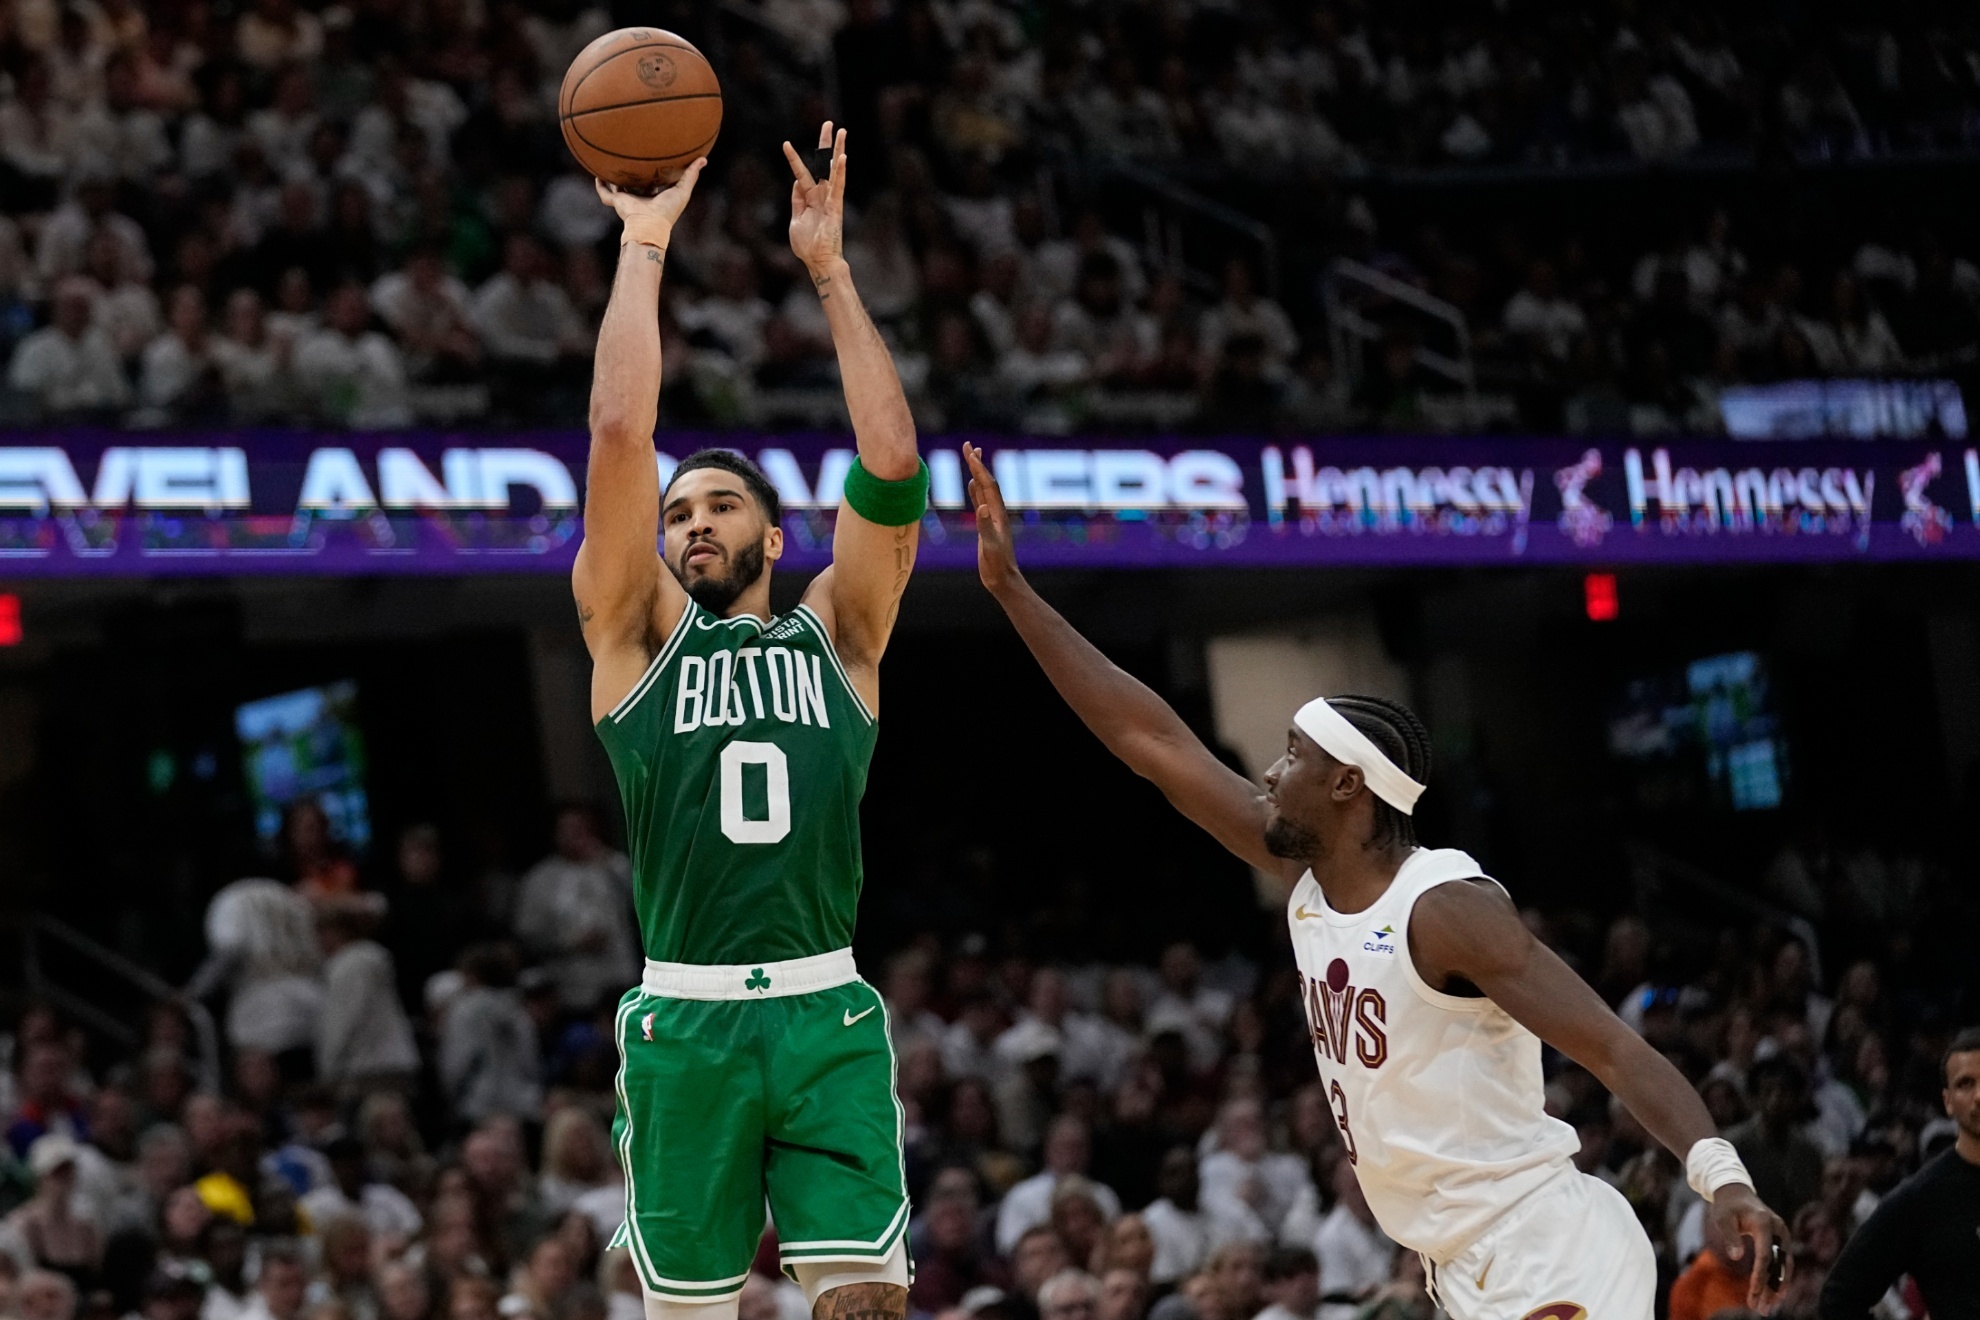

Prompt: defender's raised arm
xmin=965 ymin=444 xmax=1291 ymax=881
xmin=571 ymin=163 xmax=704 ymax=721
xmin=1408 ymin=879 xmax=1792 ymax=1311
xmin=787 ymin=126 xmax=925 ymax=714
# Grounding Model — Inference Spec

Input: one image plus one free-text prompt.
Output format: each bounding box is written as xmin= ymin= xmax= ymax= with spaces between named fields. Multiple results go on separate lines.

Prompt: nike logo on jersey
xmin=843 ymin=1006 xmax=877 ymax=1027
xmin=1473 ymin=1258 xmax=1492 ymax=1289
xmin=1294 ymin=905 xmax=1322 ymax=920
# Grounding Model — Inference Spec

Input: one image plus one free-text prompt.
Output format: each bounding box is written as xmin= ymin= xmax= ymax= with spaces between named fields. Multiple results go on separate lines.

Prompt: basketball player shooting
xmin=962 ymin=445 xmax=1791 ymax=1320
xmin=571 ymin=127 xmax=926 ymax=1320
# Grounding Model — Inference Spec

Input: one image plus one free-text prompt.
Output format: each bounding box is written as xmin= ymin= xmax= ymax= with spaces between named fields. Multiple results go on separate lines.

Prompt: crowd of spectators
xmin=1327 ymin=202 xmax=1980 ymax=435
xmin=0 ymin=793 xmax=1976 ymax=1320
xmin=3 ymin=0 xmax=1980 ymax=435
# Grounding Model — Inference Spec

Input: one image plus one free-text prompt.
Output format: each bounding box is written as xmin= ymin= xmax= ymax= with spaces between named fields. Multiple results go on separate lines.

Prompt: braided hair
xmin=1326 ymin=694 xmax=1433 ymax=850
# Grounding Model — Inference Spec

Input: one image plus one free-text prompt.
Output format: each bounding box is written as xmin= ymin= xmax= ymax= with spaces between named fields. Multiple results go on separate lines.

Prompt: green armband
xmin=842 ymin=456 xmax=929 ymax=526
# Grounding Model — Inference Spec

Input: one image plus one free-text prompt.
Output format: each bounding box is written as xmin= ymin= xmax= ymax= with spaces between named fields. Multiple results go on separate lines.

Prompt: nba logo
xmin=640 ymin=1012 xmax=655 ymax=1042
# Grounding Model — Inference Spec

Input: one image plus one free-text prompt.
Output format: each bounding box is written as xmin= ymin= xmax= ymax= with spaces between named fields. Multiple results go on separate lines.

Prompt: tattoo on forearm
xmin=813 ymin=272 xmax=833 ymax=301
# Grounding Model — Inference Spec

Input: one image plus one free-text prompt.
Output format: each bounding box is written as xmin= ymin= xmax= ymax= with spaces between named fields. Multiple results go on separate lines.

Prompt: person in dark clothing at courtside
xmin=1819 ymin=1027 xmax=1980 ymax=1320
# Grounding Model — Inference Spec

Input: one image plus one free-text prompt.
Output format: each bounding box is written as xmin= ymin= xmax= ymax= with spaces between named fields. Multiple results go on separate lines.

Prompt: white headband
xmin=1292 ymin=698 xmax=1426 ymax=815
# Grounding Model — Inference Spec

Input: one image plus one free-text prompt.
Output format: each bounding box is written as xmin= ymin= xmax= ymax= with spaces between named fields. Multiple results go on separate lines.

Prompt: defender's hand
xmin=783 ymin=123 xmax=846 ymax=276
xmin=964 ymin=443 xmax=1019 ymax=594
xmin=596 ymin=158 xmax=706 ymax=248
xmin=1710 ymin=1184 xmax=1791 ymax=1313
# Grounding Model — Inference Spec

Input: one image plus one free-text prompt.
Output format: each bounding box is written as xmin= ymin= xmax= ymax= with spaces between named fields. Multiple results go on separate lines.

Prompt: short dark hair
xmin=664 ymin=448 xmax=782 ymax=526
xmin=1264 ymin=1246 xmax=1318 ymax=1282
xmin=1013 ymin=1223 xmax=1065 ymax=1253
xmin=259 ymin=1243 xmax=305 ymax=1274
xmin=1077 ymin=252 xmax=1121 ymax=285
xmin=1748 ymin=1055 xmax=1808 ymax=1094
xmin=459 ymin=942 xmax=520 ymax=988
xmin=1942 ymin=1026 xmax=1980 ymax=1082
xmin=553 ymin=801 xmax=604 ymax=834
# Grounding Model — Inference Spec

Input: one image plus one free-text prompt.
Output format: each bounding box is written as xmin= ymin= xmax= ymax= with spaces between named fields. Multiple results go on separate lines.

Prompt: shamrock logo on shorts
xmin=745 ymin=968 xmax=771 ymax=992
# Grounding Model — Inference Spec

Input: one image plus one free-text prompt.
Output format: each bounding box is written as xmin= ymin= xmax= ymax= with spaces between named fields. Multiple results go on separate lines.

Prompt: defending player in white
xmin=964 ymin=445 xmax=1792 ymax=1320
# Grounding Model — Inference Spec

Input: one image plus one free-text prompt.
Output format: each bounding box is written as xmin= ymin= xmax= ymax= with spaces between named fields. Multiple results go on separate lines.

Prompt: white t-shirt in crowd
xmin=1200 ymin=1149 xmax=1316 ymax=1243
xmin=993 ymin=1169 xmax=1122 ymax=1254
xmin=1141 ymin=1197 xmax=1210 ymax=1285
xmin=1313 ymin=1203 xmax=1395 ymax=1315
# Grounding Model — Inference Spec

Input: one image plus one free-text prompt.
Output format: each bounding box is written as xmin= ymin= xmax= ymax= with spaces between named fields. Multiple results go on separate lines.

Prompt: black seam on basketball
xmin=567 ymin=127 xmax=720 ymax=162
xmin=568 ymin=42 xmax=708 ymax=111
xmin=560 ymin=92 xmax=724 ymax=121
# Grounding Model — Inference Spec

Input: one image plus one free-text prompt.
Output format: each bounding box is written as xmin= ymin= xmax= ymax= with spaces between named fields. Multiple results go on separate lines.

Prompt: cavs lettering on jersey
xmin=1287 ymin=848 xmax=1579 ymax=1264
xmin=595 ymin=599 xmax=877 ymax=965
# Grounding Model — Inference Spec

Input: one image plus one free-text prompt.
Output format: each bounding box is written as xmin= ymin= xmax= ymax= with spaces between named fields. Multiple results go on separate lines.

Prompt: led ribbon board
xmin=1 ymin=432 xmax=1978 ymax=576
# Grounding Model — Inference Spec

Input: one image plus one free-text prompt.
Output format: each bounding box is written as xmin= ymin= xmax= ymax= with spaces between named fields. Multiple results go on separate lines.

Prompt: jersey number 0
xmin=719 ymin=741 xmax=791 ymax=844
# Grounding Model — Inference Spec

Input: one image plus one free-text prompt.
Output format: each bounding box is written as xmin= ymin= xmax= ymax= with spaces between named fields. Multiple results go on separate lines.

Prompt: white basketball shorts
xmin=1427 ymin=1171 xmax=1656 ymax=1320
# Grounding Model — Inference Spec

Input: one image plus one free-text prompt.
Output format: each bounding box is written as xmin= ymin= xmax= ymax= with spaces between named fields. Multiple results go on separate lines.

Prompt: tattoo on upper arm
xmin=576 ymin=599 xmax=595 ymax=626
xmin=811 ymin=1282 xmax=906 ymax=1320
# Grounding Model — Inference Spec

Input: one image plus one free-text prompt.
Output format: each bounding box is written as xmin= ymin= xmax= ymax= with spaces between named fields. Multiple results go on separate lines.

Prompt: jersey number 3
xmin=720 ymin=741 xmax=791 ymax=844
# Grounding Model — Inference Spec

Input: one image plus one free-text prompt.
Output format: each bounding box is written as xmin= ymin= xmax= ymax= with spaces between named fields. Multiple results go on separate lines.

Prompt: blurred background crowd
xmin=2 ymin=0 xmax=1980 ymax=435
xmin=0 ymin=796 xmax=1974 ymax=1320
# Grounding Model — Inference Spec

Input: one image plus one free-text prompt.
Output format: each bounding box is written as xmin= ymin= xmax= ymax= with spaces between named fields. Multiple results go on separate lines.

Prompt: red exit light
xmin=0 ymin=594 xmax=19 ymax=646
xmin=1584 ymin=573 xmax=1618 ymax=621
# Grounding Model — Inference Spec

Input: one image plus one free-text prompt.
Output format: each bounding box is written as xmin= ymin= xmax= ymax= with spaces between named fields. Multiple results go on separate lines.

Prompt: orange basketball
xmin=559 ymin=28 xmax=722 ymax=193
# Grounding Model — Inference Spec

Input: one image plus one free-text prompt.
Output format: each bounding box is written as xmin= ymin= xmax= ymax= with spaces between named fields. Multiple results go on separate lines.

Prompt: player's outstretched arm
xmin=1409 ymin=880 xmax=1793 ymax=1314
xmin=572 ymin=165 xmax=703 ymax=722
xmin=786 ymin=125 xmax=921 ymax=713
xmin=967 ymin=444 xmax=1295 ymax=882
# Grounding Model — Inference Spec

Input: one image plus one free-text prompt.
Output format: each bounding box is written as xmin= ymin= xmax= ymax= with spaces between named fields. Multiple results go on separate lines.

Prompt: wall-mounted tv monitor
xmin=1609 ymin=650 xmax=1784 ymax=812
xmin=235 ymin=681 xmax=372 ymax=849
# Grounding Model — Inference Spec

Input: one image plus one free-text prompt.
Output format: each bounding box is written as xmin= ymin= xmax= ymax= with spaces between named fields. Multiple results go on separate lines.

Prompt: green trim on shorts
xmin=777 ymin=1198 xmax=912 ymax=1259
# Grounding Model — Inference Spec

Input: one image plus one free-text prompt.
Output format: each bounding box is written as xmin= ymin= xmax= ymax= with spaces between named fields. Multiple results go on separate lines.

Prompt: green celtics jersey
xmin=595 ymin=599 xmax=878 ymax=965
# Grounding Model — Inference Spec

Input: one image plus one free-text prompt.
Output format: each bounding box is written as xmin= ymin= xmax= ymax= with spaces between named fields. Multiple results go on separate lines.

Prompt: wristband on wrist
xmin=842 ymin=456 xmax=929 ymax=526
xmin=619 ymin=216 xmax=672 ymax=251
xmin=1685 ymin=1137 xmax=1753 ymax=1202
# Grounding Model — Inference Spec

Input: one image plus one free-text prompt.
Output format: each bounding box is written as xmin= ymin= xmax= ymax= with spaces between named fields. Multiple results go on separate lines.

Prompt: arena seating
xmin=3 ymin=0 xmax=1978 ymax=434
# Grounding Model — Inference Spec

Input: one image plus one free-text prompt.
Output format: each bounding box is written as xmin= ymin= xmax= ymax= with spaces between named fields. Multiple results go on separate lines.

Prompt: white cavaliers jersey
xmin=1287 ymin=847 xmax=1578 ymax=1263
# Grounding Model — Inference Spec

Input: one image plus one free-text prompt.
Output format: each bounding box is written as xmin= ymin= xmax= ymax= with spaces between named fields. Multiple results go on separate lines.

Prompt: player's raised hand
xmin=964 ymin=444 xmax=1019 ymax=594
xmin=783 ymin=123 xmax=846 ymax=275
xmin=1710 ymin=1183 xmax=1791 ymax=1313
xmin=595 ymin=158 xmax=706 ymax=247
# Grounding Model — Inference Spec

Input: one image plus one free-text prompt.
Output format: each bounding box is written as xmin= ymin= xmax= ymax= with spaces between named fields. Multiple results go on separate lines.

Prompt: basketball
xmin=559 ymin=28 xmax=722 ymax=192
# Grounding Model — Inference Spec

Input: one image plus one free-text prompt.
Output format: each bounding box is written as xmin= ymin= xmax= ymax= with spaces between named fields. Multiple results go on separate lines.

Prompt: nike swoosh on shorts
xmin=843 ymin=1006 xmax=877 ymax=1026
